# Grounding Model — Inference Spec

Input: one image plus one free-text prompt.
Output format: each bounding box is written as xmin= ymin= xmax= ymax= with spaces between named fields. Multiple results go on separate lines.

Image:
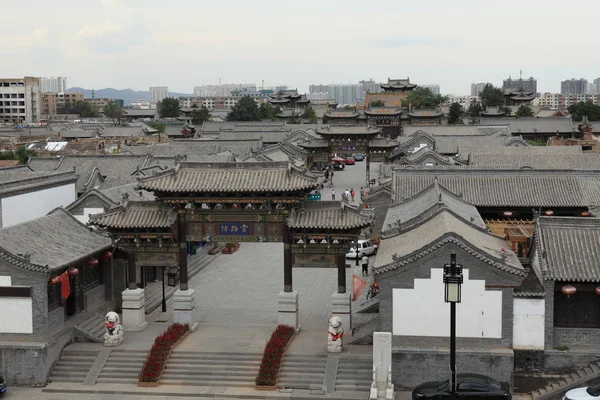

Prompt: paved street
xmin=321 ymin=159 xmax=382 ymax=205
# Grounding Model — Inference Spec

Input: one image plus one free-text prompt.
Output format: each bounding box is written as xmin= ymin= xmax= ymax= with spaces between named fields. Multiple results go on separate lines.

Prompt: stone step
xmin=159 ymin=379 xmax=254 ymax=387
xmin=531 ymin=358 xmax=600 ymax=400
xmin=49 ymin=350 xmax=98 ymax=383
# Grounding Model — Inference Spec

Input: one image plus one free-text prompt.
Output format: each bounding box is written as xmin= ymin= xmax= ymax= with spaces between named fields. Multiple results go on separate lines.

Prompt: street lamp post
xmin=443 ymin=253 xmax=463 ymax=400
xmin=161 ymin=266 xmax=167 ymax=312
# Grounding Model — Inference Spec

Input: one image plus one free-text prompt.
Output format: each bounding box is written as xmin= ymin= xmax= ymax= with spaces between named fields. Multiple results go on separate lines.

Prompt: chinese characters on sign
xmin=218 ymin=222 xmax=251 ymax=235
xmin=341 ymin=146 xmax=357 ymax=151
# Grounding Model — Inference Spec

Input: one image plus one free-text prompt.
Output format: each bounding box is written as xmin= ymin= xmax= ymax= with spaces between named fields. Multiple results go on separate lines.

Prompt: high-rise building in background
xmin=149 ymin=86 xmax=169 ymax=103
xmin=359 ymin=79 xmax=382 ymax=94
xmin=594 ymin=78 xmax=600 ymax=94
xmin=561 ymin=79 xmax=588 ymax=95
xmin=41 ymin=77 xmax=68 ymax=94
xmin=309 ymin=84 xmax=329 ymax=94
xmin=420 ymin=84 xmax=441 ymax=95
xmin=587 ymin=83 xmax=597 ymax=94
xmin=503 ymin=76 xmax=537 ymax=93
xmin=470 ymin=83 xmax=489 ymax=96
xmin=193 ymin=83 xmax=256 ymax=97
xmin=0 ymin=76 xmax=41 ymax=124
xmin=327 ymin=84 xmax=364 ymax=105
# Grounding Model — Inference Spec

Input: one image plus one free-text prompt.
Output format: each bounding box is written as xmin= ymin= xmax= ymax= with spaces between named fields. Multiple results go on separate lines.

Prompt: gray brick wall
xmin=544 ymin=349 xmax=600 ymax=373
xmin=554 ymin=327 xmax=600 ymax=347
xmin=364 ymin=192 xmax=391 ymax=237
xmin=544 ymin=281 xmax=555 ymax=349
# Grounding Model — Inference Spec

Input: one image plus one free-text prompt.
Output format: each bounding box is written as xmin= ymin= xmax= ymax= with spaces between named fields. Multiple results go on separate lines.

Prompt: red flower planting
xmin=255 ymin=324 xmax=295 ymax=386
xmin=139 ymin=323 xmax=189 ymax=382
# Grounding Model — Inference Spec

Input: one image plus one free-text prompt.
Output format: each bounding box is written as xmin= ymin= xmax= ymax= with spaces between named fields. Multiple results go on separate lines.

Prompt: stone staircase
xmin=354 ymin=296 xmax=379 ymax=313
xmin=74 ymin=310 xmax=109 ymax=343
xmin=48 ymin=349 xmax=99 ymax=383
xmin=278 ymin=354 xmax=328 ymax=390
xmin=160 ymin=351 xmax=262 ymax=387
xmin=532 ymin=360 xmax=600 ymax=400
xmin=96 ymin=349 xmax=148 ymax=384
xmin=335 ymin=356 xmax=373 ymax=392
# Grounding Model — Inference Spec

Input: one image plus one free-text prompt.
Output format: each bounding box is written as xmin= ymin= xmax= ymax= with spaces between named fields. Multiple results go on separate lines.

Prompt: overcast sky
xmin=3 ymin=0 xmax=598 ymax=95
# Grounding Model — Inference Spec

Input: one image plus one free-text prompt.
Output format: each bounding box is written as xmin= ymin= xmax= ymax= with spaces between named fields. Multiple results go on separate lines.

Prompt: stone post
xmin=173 ymin=213 xmax=198 ymax=331
xmin=279 ymin=225 xmax=299 ymax=328
xmin=332 ymin=245 xmax=351 ymax=331
xmin=370 ymin=332 xmax=394 ymax=400
xmin=121 ymin=252 xmax=147 ymax=331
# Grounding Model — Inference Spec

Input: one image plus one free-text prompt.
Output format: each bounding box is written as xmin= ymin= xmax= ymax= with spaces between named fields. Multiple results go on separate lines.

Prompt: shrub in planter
xmin=255 ymin=324 xmax=295 ymax=386
xmin=139 ymin=323 xmax=190 ymax=383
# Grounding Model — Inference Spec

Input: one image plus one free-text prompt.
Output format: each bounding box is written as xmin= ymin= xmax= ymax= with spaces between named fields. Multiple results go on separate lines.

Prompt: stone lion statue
xmin=104 ymin=311 xmax=123 ymax=347
xmin=327 ymin=316 xmax=344 ymax=353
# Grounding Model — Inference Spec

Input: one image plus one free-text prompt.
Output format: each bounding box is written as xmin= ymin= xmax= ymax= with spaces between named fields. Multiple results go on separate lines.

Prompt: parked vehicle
xmin=353 ymin=153 xmax=364 ymax=161
xmin=412 ymin=374 xmax=510 ymax=400
xmin=331 ymin=157 xmax=345 ymax=170
xmin=345 ymin=157 xmax=355 ymax=165
xmin=0 ymin=376 xmax=7 ymax=396
xmin=564 ymin=383 xmax=600 ymax=400
xmin=345 ymin=240 xmax=378 ymax=258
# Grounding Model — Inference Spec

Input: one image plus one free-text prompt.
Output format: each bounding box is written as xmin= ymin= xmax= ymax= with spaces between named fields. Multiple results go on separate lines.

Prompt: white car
xmin=345 ymin=240 xmax=378 ymax=258
xmin=564 ymin=383 xmax=600 ymax=400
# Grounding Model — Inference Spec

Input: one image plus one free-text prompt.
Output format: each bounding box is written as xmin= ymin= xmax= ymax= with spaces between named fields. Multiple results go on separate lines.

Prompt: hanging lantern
xmin=561 ymin=285 xmax=576 ymax=297
xmin=503 ymin=211 xmax=513 ymax=217
xmin=50 ymin=276 xmax=60 ymax=285
xmin=68 ymin=267 xmax=79 ymax=277
xmin=87 ymin=258 xmax=99 ymax=267
xmin=544 ymin=210 xmax=554 ymax=216
xmin=101 ymin=251 xmax=113 ymax=260
xmin=595 ymin=287 xmax=600 ymax=296
xmin=582 ymin=211 xmax=591 ymax=217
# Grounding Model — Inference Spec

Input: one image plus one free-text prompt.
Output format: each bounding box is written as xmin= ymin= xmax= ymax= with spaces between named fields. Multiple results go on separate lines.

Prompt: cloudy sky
xmin=3 ymin=0 xmax=598 ymax=95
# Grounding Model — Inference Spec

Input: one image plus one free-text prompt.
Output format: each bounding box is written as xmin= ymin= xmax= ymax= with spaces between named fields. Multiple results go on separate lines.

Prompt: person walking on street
xmin=361 ymin=254 xmax=369 ymax=276
xmin=331 ymin=188 xmax=336 ymax=200
xmin=350 ymin=188 xmax=355 ymax=202
xmin=344 ymin=188 xmax=350 ymax=200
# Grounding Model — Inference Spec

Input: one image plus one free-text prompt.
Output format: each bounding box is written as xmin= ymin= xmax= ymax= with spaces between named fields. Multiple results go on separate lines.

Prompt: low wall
xmin=554 ymin=327 xmax=600 ymax=347
xmin=544 ymin=349 xmax=600 ymax=374
xmin=392 ymin=347 xmax=514 ymax=389
xmin=83 ymin=284 xmax=105 ymax=311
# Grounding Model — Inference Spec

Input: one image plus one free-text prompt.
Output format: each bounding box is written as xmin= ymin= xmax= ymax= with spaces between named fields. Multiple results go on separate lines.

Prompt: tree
xmin=501 ymin=107 xmax=512 ymax=116
xmin=447 ymin=102 xmax=463 ymax=124
xmin=370 ymin=100 xmax=385 ymax=107
xmin=157 ymin=97 xmax=180 ymax=118
xmin=0 ymin=146 xmax=37 ymax=164
xmin=466 ymin=101 xmax=483 ymax=124
xmin=259 ymin=102 xmax=279 ymax=120
xmin=103 ymin=100 xmax=123 ymax=125
xmin=288 ymin=116 xmax=301 ymax=124
xmin=515 ymin=105 xmax=534 ymax=118
xmin=479 ymin=84 xmax=504 ymax=107
xmin=568 ymin=101 xmax=600 ymax=121
xmin=147 ymin=122 xmax=165 ymax=133
xmin=405 ymin=87 xmax=446 ymax=109
xmin=70 ymin=101 xmax=98 ymax=117
xmin=227 ymin=96 xmax=261 ymax=121
xmin=190 ymin=107 xmax=211 ymax=125
xmin=301 ymin=107 xmax=318 ymax=123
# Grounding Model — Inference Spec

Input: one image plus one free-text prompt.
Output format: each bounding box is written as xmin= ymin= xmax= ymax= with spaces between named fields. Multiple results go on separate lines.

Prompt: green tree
xmin=288 ymin=116 xmax=301 ymax=124
xmin=343 ymin=105 xmax=353 ymax=110
xmin=466 ymin=101 xmax=483 ymax=124
xmin=147 ymin=122 xmax=165 ymax=133
xmin=190 ymin=107 xmax=211 ymax=125
xmin=480 ymin=84 xmax=504 ymax=107
xmin=227 ymin=96 xmax=261 ymax=121
xmin=515 ymin=105 xmax=534 ymax=118
xmin=568 ymin=101 xmax=600 ymax=121
xmin=501 ymin=107 xmax=512 ymax=116
xmin=301 ymin=107 xmax=318 ymax=123
xmin=157 ymin=97 xmax=180 ymax=118
xmin=70 ymin=101 xmax=98 ymax=117
xmin=259 ymin=102 xmax=279 ymax=120
xmin=447 ymin=102 xmax=463 ymax=124
xmin=370 ymin=100 xmax=385 ymax=107
xmin=103 ymin=100 xmax=123 ymax=125
xmin=0 ymin=146 xmax=37 ymax=164
xmin=405 ymin=87 xmax=446 ymax=109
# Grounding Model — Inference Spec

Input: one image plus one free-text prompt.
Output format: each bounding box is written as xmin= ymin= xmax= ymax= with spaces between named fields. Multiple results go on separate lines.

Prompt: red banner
xmin=352 ymin=274 xmax=366 ymax=302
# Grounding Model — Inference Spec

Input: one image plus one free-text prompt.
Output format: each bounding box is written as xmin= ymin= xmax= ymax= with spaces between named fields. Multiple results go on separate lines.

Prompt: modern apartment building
xmin=40 ymin=77 xmax=68 ymax=94
xmin=561 ymin=79 xmax=588 ymax=95
xmin=58 ymin=92 xmax=83 ymax=109
xmin=420 ymin=84 xmax=441 ymax=95
xmin=149 ymin=86 xmax=169 ymax=103
xmin=447 ymin=95 xmax=481 ymax=108
xmin=503 ymin=77 xmax=537 ymax=93
xmin=193 ymin=84 xmax=255 ymax=97
xmin=534 ymin=92 xmax=600 ymax=109
xmin=179 ymin=97 xmax=239 ymax=110
xmin=0 ymin=76 xmax=41 ymax=124
xmin=84 ymin=97 xmax=113 ymax=112
xmin=41 ymin=93 xmax=57 ymax=117
xmin=359 ymin=79 xmax=382 ymax=94
xmin=470 ymin=83 xmax=489 ymax=96
xmin=594 ymin=78 xmax=600 ymax=94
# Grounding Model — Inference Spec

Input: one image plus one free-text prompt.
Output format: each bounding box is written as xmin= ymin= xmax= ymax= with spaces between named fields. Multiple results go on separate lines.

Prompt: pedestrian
xmin=360 ymin=186 xmax=364 ymax=199
xmin=330 ymin=171 xmax=334 ymax=185
xmin=350 ymin=188 xmax=355 ymax=202
xmin=344 ymin=188 xmax=350 ymax=200
xmin=331 ymin=188 xmax=336 ymax=200
xmin=325 ymin=170 xmax=329 ymax=180
xmin=361 ymin=254 xmax=369 ymax=276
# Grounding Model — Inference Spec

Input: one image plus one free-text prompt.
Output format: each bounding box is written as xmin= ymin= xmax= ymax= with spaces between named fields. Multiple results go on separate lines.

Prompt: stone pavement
xmin=323 ymin=160 xmax=382 ymax=206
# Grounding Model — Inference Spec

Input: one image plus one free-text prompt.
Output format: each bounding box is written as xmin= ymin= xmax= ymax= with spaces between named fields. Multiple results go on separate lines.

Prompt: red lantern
xmin=595 ymin=287 xmax=600 ymax=296
xmin=87 ymin=258 xmax=99 ymax=267
xmin=503 ymin=211 xmax=513 ymax=217
xmin=68 ymin=267 xmax=79 ymax=277
xmin=50 ymin=276 xmax=60 ymax=285
xmin=544 ymin=210 xmax=554 ymax=216
xmin=582 ymin=211 xmax=591 ymax=217
xmin=562 ymin=285 xmax=576 ymax=297
xmin=101 ymin=251 xmax=113 ymax=260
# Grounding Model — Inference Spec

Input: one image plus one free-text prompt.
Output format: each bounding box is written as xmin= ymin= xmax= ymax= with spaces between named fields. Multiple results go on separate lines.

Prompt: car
xmin=353 ymin=153 xmax=364 ymax=161
xmin=564 ymin=382 xmax=600 ymax=400
xmin=345 ymin=157 xmax=355 ymax=165
xmin=0 ymin=376 xmax=6 ymax=396
xmin=412 ymin=373 xmax=510 ymax=400
xmin=345 ymin=240 xmax=378 ymax=258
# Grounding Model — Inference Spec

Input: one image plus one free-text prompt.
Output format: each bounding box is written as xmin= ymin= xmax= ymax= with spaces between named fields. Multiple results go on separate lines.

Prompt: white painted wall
xmin=1 ymin=183 xmax=76 ymax=228
xmin=74 ymin=207 xmax=105 ymax=224
xmin=0 ymin=276 xmax=11 ymax=286
xmin=513 ymin=298 xmax=545 ymax=350
xmin=392 ymin=268 xmax=502 ymax=338
xmin=0 ymin=275 xmax=32 ymax=334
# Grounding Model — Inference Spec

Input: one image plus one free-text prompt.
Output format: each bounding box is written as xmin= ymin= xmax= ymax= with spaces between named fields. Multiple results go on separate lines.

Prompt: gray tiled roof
xmin=458 ymin=143 xmax=578 ymax=160
xmin=100 ymin=126 xmax=148 ymax=138
xmin=537 ymin=216 xmax=600 ymax=282
xmin=123 ymin=109 xmax=157 ymax=117
xmin=404 ymin=125 xmax=510 ymax=137
xmin=373 ymin=210 xmax=524 ymax=275
xmin=0 ymin=208 xmax=110 ymax=272
xmin=317 ymin=125 xmax=381 ymax=135
xmin=393 ymin=169 xmax=600 ymax=207
xmin=287 ymin=202 xmax=371 ymax=230
xmin=139 ymin=161 xmax=321 ymax=193
xmin=0 ymin=165 xmax=48 ymax=183
xmin=469 ymin=153 xmax=600 ymax=169
xmin=217 ymin=130 xmax=288 ymax=143
xmin=89 ymin=201 xmax=177 ymax=229
xmin=122 ymin=139 xmax=262 ymax=160
xmin=435 ymin=136 xmax=509 ymax=155
xmin=382 ymin=180 xmax=485 ymax=237
xmin=481 ymin=117 xmax=574 ymax=134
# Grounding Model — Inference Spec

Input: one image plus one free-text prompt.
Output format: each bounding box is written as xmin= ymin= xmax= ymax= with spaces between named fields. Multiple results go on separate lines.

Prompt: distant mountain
xmin=68 ymin=87 xmax=193 ymax=104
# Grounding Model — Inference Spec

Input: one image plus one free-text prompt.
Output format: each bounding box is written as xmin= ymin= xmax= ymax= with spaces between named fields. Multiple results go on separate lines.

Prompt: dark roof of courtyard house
xmin=457 ymin=142 xmax=579 ymax=160
xmin=380 ymin=78 xmax=416 ymax=91
xmin=316 ymin=125 xmax=381 ymax=135
xmin=469 ymin=153 xmax=600 ymax=169
xmin=89 ymin=201 xmax=178 ymax=229
xmin=480 ymin=117 xmax=574 ymax=134
xmin=0 ymin=208 xmax=110 ymax=273
xmin=364 ymin=106 xmax=402 ymax=116
xmin=403 ymin=125 xmax=512 ymax=137
xmin=381 ymin=180 xmax=485 ymax=238
xmin=373 ymin=209 xmax=525 ymax=276
xmin=535 ymin=216 xmax=600 ymax=282
xmin=65 ymin=183 xmax=154 ymax=214
xmin=287 ymin=201 xmax=372 ymax=230
xmin=407 ymin=109 xmax=443 ymax=118
xmin=435 ymin=135 xmax=527 ymax=155
xmin=399 ymin=147 xmax=456 ymax=165
xmin=138 ymin=161 xmax=322 ymax=193
xmin=324 ymin=110 xmax=360 ymax=118
xmin=217 ymin=130 xmax=289 ymax=143
xmin=122 ymin=139 xmax=262 ymax=160
xmin=393 ymin=169 xmax=600 ymax=207
xmin=0 ymin=165 xmax=78 ymax=197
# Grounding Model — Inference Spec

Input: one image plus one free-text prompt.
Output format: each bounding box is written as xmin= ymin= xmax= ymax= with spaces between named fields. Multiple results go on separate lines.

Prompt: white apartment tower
xmin=149 ymin=86 xmax=169 ymax=104
xmin=0 ymin=76 xmax=41 ymax=124
xmin=41 ymin=77 xmax=67 ymax=94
